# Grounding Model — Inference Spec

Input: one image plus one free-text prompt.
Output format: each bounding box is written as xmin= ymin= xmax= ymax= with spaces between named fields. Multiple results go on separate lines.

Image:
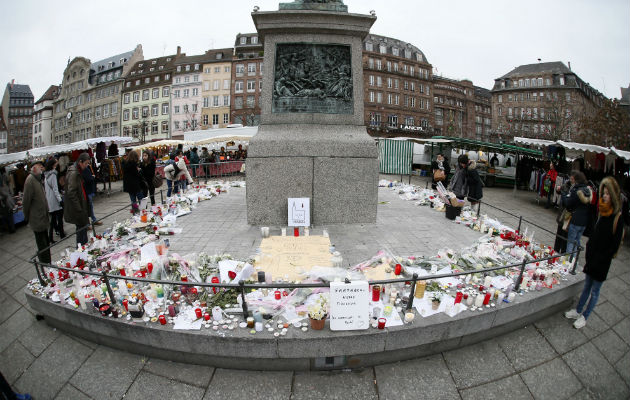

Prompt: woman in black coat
xmin=565 ymin=176 xmax=624 ymax=329
xmin=466 ymin=160 xmax=483 ymax=206
xmin=141 ymin=151 xmax=157 ymax=206
xmin=122 ymin=150 xmax=145 ymax=210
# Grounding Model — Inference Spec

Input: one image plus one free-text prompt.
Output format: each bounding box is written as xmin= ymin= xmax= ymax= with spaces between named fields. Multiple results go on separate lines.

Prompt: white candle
xmin=508 ymin=292 xmax=516 ymax=303
xmin=474 ymin=294 xmax=484 ymax=308
xmin=484 ymin=276 xmax=492 ymax=288
xmin=497 ymin=293 xmax=505 ymax=304
xmin=404 ymin=312 xmax=415 ymax=323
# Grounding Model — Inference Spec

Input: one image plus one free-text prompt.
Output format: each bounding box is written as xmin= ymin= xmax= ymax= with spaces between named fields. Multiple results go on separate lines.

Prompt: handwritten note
xmin=329 ymin=281 xmax=369 ymax=331
xmin=256 ymin=236 xmax=332 ymax=281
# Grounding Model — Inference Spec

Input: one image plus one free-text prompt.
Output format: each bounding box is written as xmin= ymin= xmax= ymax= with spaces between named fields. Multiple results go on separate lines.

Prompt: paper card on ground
xmin=218 ymin=260 xmax=239 ymax=283
xmin=140 ymin=242 xmax=159 ymax=264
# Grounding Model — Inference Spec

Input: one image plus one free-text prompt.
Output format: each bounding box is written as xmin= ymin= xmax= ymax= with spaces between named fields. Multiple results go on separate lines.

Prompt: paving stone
xmin=375 ymin=354 xmax=459 ymax=400
xmin=593 ymin=301 xmax=624 ymax=326
xmin=519 ymin=357 xmax=582 ymax=400
xmin=54 ymin=383 xmax=92 ymax=400
xmin=461 ymin=374 xmax=532 ymax=400
xmin=612 ymin=317 xmax=630 ymax=346
xmin=124 ymin=371 xmax=205 ymax=400
xmin=18 ymin=318 xmax=61 ymax=357
xmin=606 ymin=292 xmax=630 ymax=317
xmin=0 ymin=307 xmax=34 ymax=353
xmin=579 ymin=312 xmax=609 ymax=340
xmin=534 ymin=313 xmax=588 ymax=354
xmin=443 ymin=339 xmax=515 ymax=389
xmin=1 ymin=275 xmax=28 ymax=296
xmin=205 ymin=369 xmax=292 ymax=399
xmin=592 ymin=329 xmax=629 ymax=365
xmin=563 ymin=342 xmax=629 ymax=399
xmin=497 ymin=325 xmax=557 ymax=371
xmin=0 ymin=288 xmax=22 ymax=325
xmin=615 ymin=351 xmax=630 ymax=386
xmin=143 ymin=358 xmax=214 ymax=388
xmin=14 ymin=335 xmax=93 ymax=400
xmin=293 ymin=368 xmax=377 ymax=400
xmin=70 ymin=345 xmax=145 ymax=400
xmin=0 ymin=341 xmax=34 ymax=385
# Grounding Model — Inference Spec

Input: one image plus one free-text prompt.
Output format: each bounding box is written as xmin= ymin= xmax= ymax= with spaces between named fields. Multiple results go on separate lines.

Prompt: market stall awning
xmin=555 ymin=140 xmax=611 ymax=155
xmin=378 ymin=138 xmax=414 ymax=174
xmin=133 ymin=139 xmax=193 ymax=151
xmin=513 ymin=137 xmax=556 ymax=149
xmin=0 ymin=151 xmax=28 ymax=166
xmin=432 ymin=136 xmax=543 ymax=157
xmin=610 ymin=147 xmax=630 ymax=161
xmin=184 ymin=126 xmax=257 ymax=145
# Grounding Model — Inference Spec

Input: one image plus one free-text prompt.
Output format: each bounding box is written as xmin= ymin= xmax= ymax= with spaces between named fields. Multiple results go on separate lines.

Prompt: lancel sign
xmin=399 ymin=125 xmax=425 ymax=132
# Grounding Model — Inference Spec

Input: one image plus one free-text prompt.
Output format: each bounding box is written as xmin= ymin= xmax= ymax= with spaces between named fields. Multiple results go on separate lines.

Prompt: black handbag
xmin=152 ymin=174 xmax=163 ymax=188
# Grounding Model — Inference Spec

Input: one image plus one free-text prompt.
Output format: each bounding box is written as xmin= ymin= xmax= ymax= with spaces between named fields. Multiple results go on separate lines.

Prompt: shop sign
xmin=399 ymin=125 xmax=425 ymax=132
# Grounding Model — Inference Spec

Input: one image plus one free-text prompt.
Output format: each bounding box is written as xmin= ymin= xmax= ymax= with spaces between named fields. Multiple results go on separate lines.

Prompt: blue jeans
xmin=576 ymin=274 xmax=602 ymax=319
xmin=129 ymin=191 xmax=144 ymax=207
xmin=166 ymin=179 xmax=179 ymax=197
xmin=88 ymin=193 xmax=96 ymax=222
xmin=566 ymin=224 xmax=586 ymax=261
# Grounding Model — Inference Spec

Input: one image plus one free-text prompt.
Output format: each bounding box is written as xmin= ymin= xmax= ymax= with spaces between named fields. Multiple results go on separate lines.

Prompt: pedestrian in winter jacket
xmin=562 ymin=171 xmax=592 ymax=262
xmin=448 ymin=154 xmax=469 ymax=199
xmin=64 ymin=153 xmax=90 ymax=246
xmin=164 ymin=151 xmax=193 ymax=197
xmin=466 ymin=160 xmax=483 ymax=205
xmin=23 ymin=161 xmax=51 ymax=264
xmin=44 ymin=158 xmax=65 ymax=242
xmin=565 ymin=176 xmax=624 ymax=329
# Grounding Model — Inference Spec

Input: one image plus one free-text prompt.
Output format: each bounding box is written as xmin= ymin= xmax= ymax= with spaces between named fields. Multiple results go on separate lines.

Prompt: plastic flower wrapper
xmin=304 ymin=265 xmax=365 ymax=284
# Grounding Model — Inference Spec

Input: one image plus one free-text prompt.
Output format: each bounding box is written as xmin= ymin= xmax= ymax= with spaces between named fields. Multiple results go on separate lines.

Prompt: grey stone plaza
xmin=1 ymin=176 xmax=629 ymax=399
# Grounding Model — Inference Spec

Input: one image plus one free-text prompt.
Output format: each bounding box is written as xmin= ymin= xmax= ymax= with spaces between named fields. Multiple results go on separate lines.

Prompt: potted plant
xmin=431 ymin=293 xmax=442 ymax=310
xmin=308 ymin=295 xmax=328 ymax=330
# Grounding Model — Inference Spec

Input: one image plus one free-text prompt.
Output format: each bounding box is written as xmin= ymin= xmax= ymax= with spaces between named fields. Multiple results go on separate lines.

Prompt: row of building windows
xmin=124 ymin=87 xmax=170 ymax=103
xmin=499 ymin=76 xmax=564 ymax=89
xmin=8 ymin=108 xmax=32 ymax=116
xmin=172 ymin=88 xmax=199 ymax=98
xmin=201 ymin=113 xmax=230 ymax=126
xmin=122 ymin=121 xmax=170 ymax=137
xmin=9 ymin=98 xmax=33 ymax=106
xmin=497 ymin=106 xmax=571 ymax=120
xmin=364 ymin=42 xmax=423 ymax=62
xmin=366 ymin=58 xmax=430 ymax=80
xmin=123 ymin=103 xmax=170 ymax=120
xmin=497 ymin=91 xmax=569 ymax=103
xmin=174 ymin=75 xmax=200 ymax=84
xmin=367 ymin=91 xmax=431 ymax=110
xmin=233 ymin=96 xmax=257 ymax=109
xmin=203 ymin=95 xmax=230 ymax=108
xmin=234 ymin=80 xmax=262 ymax=93
xmin=125 ymin=74 xmax=171 ymax=88
xmin=367 ymin=75 xmax=429 ymax=93
xmin=8 ymin=117 xmax=32 ymax=125
xmin=203 ymin=80 xmax=231 ymax=91
xmin=55 ymin=85 xmax=120 ymax=112
xmin=204 ymin=66 xmax=231 ymax=74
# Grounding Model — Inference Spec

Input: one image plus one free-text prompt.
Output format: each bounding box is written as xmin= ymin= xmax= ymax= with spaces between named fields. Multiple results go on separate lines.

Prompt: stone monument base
xmin=246 ymin=124 xmax=378 ymax=225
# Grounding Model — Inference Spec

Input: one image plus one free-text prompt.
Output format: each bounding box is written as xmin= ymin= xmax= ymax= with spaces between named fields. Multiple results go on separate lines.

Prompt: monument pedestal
xmin=246 ymin=6 xmax=378 ymax=225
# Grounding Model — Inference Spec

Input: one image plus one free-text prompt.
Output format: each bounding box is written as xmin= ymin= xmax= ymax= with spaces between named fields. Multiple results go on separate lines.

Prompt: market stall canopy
xmin=184 ymin=126 xmax=257 ymax=145
xmin=432 ymin=136 xmax=543 ymax=157
xmin=611 ymin=147 xmax=630 ymax=161
xmin=513 ymin=137 xmax=556 ymax=149
xmin=133 ymin=139 xmax=193 ymax=151
xmin=555 ymin=140 xmax=611 ymax=156
xmin=0 ymin=151 xmax=28 ymax=166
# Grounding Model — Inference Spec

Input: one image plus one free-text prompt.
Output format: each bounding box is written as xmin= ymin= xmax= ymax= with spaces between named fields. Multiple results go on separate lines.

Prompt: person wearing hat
xmin=22 ymin=160 xmax=51 ymax=264
xmin=64 ymin=153 xmax=91 ymax=246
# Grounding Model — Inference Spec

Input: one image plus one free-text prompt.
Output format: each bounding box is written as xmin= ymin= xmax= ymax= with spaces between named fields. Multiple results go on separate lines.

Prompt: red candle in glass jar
xmin=158 ymin=315 xmax=167 ymax=325
xmin=147 ymin=263 xmax=153 ymax=273
xmin=282 ymin=290 xmax=288 ymax=297
xmin=122 ymin=299 xmax=129 ymax=311
xmin=294 ymin=227 xmax=299 ymax=237
xmin=211 ymin=276 xmax=220 ymax=294
xmin=195 ymin=308 xmax=202 ymax=319
xmin=394 ymin=264 xmax=402 ymax=275
xmin=189 ymin=287 xmax=198 ymax=296
xmin=463 ymin=293 xmax=469 ymax=300
xmin=378 ymin=318 xmax=386 ymax=329
xmin=181 ymin=275 xmax=188 ymax=282
xmin=119 ymin=267 xmax=126 ymax=277
xmin=454 ymin=292 xmax=463 ymax=304
xmin=372 ymin=285 xmax=381 ymax=302
xmin=168 ymin=305 xmax=177 ymax=317
xmin=203 ymin=313 xmax=210 ymax=321
xmin=483 ymin=291 xmax=491 ymax=305
xmin=274 ymin=290 xmax=282 ymax=300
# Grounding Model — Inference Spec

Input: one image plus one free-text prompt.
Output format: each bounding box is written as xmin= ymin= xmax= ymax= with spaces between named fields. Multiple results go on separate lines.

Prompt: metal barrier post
xmin=477 ymin=201 xmax=481 ymax=216
xmin=239 ymin=280 xmax=248 ymax=320
xmin=91 ymin=223 xmax=97 ymax=237
xmin=160 ymin=189 xmax=164 ymax=204
xmin=407 ymin=273 xmax=418 ymax=310
xmin=34 ymin=261 xmax=45 ymax=286
xmin=514 ymin=259 xmax=527 ymax=291
xmin=570 ymin=246 xmax=582 ymax=275
xmin=517 ymin=216 xmax=522 ymax=233
xmin=102 ymin=270 xmax=116 ymax=304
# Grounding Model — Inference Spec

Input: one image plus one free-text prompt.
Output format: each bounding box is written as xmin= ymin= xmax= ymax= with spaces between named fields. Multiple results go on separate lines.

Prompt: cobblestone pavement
xmin=0 ymin=176 xmax=628 ymax=399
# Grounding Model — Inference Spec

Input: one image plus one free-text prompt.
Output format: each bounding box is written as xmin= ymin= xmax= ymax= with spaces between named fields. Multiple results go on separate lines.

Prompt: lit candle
xmin=483 ymin=291 xmax=491 ymax=306
xmin=122 ymin=299 xmax=129 ymax=311
xmin=404 ymin=312 xmax=415 ymax=323
xmin=147 ymin=263 xmax=153 ymax=274
xmin=274 ymin=291 xmax=281 ymax=300
xmin=372 ymin=285 xmax=381 ymax=302
xmin=247 ymin=317 xmax=255 ymax=328
xmin=294 ymin=227 xmax=299 ymax=237
xmin=415 ymin=281 xmax=426 ymax=299
xmin=497 ymin=293 xmax=505 ymax=304
xmin=211 ymin=276 xmax=219 ymax=294
xmin=484 ymin=276 xmax=492 ymax=288
xmin=203 ymin=313 xmax=211 ymax=321
xmin=474 ymin=294 xmax=484 ymax=308
xmin=378 ymin=318 xmax=386 ymax=329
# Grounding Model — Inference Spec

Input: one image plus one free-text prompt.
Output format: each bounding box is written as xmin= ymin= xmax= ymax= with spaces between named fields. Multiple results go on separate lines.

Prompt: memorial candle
xmin=483 ymin=291 xmax=491 ymax=305
xmin=415 ymin=281 xmax=426 ymax=299
xmin=372 ymin=285 xmax=381 ymax=302
xmin=394 ymin=264 xmax=402 ymax=275
xmin=122 ymin=299 xmax=129 ymax=311
xmin=294 ymin=227 xmax=299 ymax=237
xmin=147 ymin=262 xmax=153 ymax=274
xmin=158 ymin=315 xmax=167 ymax=325
xmin=454 ymin=291 xmax=463 ymax=304
xmin=211 ymin=276 xmax=219 ymax=294
xmin=274 ymin=290 xmax=282 ymax=300
xmin=474 ymin=294 xmax=484 ymax=308
xmin=195 ymin=308 xmax=203 ymax=319
xmin=378 ymin=318 xmax=386 ymax=329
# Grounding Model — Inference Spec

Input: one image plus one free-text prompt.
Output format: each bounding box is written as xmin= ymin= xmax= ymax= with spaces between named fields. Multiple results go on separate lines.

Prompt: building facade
xmin=1 ymin=83 xmax=34 ymax=153
xmin=52 ymin=46 xmax=143 ymax=144
xmin=432 ymin=78 xmax=492 ymax=140
xmin=230 ymin=33 xmax=264 ymax=126
xmin=0 ymin=110 xmax=7 ymax=154
xmin=32 ymin=85 xmax=59 ymax=148
xmin=122 ymin=48 xmax=182 ymax=143
xmin=491 ymin=61 xmax=605 ymax=142
xmin=362 ymin=34 xmax=434 ymax=137
xmin=201 ymin=49 xmax=233 ymax=130
xmin=171 ymin=54 xmax=211 ymax=138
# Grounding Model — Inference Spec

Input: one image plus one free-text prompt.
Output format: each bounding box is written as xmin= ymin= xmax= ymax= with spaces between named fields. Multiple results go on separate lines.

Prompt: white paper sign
xmin=288 ymin=198 xmax=310 ymax=227
xmin=329 ymin=281 xmax=370 ymax=331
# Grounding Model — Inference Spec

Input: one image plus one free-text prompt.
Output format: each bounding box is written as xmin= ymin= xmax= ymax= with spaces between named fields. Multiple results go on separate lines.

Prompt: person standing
xmin=545 ymin=162 xmax=558 ymax=209
xmin=466 ymin=160 xmax=483 ymax=206
xmin=431 ymin=153 xmax=450 ymax=190
xmin=189 ymin=147 xmax=199 ymax=178
xmin=64 ymin=153 xmax=90 ymax=246
xmin=44 ymin=158 xmax=65 ymax=242
xmin=0 ymin=166 xmax=16 ymax=234
xmin=565 ymin=176 xmax=624 ymax=329
xmin=123 ymin=150 xmax=145 ymax=212
xmin=562 ymin=171 xmax=592 ymax=265
xmin=448 ymin=154 xmax=469 ymax=200
xmin=22 ymin=160 xmax=51 ymax=264
xmin=81 ymin=155 xmax=102 ymax=226
xmin=164 ymin=151 xmax=193 ymax=197
xmin=141 ymin=151 xmax=157 ymax=206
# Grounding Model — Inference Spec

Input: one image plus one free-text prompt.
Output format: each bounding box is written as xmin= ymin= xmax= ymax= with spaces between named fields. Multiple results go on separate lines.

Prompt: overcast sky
xmin=2 ymin=0 xmax=628 ymax=101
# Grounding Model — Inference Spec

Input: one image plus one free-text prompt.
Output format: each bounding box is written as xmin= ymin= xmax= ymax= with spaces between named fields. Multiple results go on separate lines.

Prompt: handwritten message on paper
xmin=256 ymin=236 xmax=332 ymax=281
xmin=329 ymin=281 xmax=369 ymax=331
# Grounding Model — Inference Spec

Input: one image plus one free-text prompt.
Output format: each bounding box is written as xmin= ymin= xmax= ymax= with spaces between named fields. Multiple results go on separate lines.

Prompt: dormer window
xmin=194 ymin=64 xmax=200 ymax=70
xmin=392 ymin=47 xmax=399 ymax=56
xmin=152 ymin=60 xmax=157 ymax=64
xmin=139 ymin=63 xmax=143 ymax=67
xmin=185 ymin=65 xmax=190 ymax=71
xmin=159 ymin=66 xmax=164 ymax=70
xmin=216 ymin=53 xmax=223 ymax=60
xmin=120 ymin=58 xmax=125 ymax=64
xmin=166 ymin=57 xmax=171 ymax=62
xmin=240 ymin=37 xmax=247 ymax=45
xmin=177 ymin=66 xmax=182 ymax=72
xmin=379 ymin=45 xmax=387 ymax=54
xmin=252 ymin=36 xmax=258 ymax=44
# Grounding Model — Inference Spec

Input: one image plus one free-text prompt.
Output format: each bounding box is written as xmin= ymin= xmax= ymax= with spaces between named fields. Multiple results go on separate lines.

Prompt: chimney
xmin=177 ymin=46 xmax=181 ymax=56
xmin=568 ymin=61 xmax=571 ymax=70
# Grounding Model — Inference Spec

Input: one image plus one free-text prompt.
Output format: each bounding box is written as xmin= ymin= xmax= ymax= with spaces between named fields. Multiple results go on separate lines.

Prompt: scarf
xmin=599 ymin=198 xmax=613 ymax=217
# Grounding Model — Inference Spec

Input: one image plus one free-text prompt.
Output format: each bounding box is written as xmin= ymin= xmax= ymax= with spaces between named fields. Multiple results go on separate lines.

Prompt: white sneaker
xmin=573 ymin=315 xmax=587 ymax=329
xmin=564 ymin=309 xmax=580 ymax=319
